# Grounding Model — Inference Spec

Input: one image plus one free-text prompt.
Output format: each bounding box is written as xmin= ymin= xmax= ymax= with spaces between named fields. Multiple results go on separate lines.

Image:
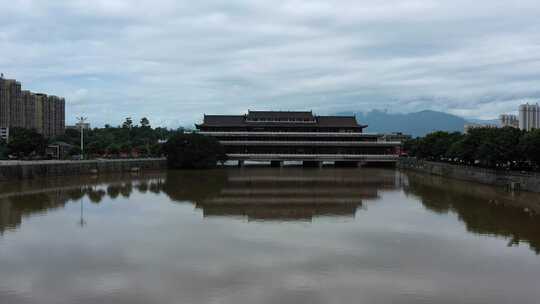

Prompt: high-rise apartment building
xmin=0 ymin=75 xmax=65 ymax=137
xmin=500 ymin=114 xmax=519 ymax=128
xmin=519 ymin=103 xmax=540 ymax=131
xmin=0 ymin=78 xmax=21 ymax=128
xmin=21 ymin=91 xmax=36 ymax=130
xmin=34 ymin=93 xmax=46 ymax=135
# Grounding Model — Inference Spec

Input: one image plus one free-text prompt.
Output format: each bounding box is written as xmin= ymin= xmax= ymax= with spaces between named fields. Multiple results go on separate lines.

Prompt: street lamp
xmin=77 ymin=116 xmax=87 ymax=160
xmin=78 ymin=195 xmax=86 ymax=228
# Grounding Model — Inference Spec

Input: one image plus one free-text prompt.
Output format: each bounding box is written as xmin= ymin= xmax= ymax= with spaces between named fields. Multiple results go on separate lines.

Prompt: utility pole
xmin=77 ymin=116 xmax=87 ymax=160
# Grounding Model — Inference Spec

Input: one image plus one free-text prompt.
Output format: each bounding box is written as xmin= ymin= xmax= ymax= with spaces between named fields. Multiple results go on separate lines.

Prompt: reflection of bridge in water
xmin=188 ymin=169 xmax=399 ymax=221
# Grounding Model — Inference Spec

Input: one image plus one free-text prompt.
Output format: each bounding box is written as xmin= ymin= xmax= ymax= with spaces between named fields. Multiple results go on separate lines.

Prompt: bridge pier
xmin=237 ymin=160 xmax=245 ymax=168
xmin=303 ymin=161 xmax=322 ymax=168
xmin=270 ymin=160 xmax=283 ymax=168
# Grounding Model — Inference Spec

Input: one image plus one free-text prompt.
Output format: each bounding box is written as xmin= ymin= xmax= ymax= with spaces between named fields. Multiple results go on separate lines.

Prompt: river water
xmin=1 ymin=168 xmax=539 ymax=304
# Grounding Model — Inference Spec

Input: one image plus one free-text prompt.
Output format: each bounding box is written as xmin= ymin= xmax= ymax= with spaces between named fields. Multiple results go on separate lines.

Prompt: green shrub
xmin=7 ymin=128 xmax=47 ymax=158
xmin=164 ymin=133 xmax=227 ymax=169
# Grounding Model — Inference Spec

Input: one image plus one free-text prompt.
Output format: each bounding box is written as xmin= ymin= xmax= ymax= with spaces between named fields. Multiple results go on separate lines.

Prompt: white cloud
xmin=1 ymin=0 xmax=540 ymax=126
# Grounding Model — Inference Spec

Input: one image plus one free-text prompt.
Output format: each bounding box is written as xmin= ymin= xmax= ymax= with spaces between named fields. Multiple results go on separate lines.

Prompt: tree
xmin=457 ymin=127 xmax=523 ymax=168
xmin=140 ymin=117 xmax=150 ymax=128
xmin=403 ymin=138 xmax=421 ymax=156
xmin=45 ymin=121 xmax=183 ymax=159
xmin=119 ymin=142 xmax=133 ymax=154
xmin=68 ymin=146 xmax=82 ymax=157
xmin=122 ymin=117 xmax=133 ymax=129
xmin=86 ymin=141 xmax=106 ymax=156
xmin=0 ymin=138 xmax=7 ymax=160
xmin=6 ymin=128 xmax=48 ymax=158
xmin=409 ymin=127 xmax=533 ymax=170
xmin=520 ymin=129 xmax=540 ymax=168
xmin=487 ymin=127 xmax=523 ymax=168
xmin=412 ymin=131 xmax=462 ymax=160
xmin=164 ymin=133 xmax=227 ymax=169
xmin=150 ymin=143 xmax=163 ymax=157
xmin=106 ymin=143 xmax=121 ymax=156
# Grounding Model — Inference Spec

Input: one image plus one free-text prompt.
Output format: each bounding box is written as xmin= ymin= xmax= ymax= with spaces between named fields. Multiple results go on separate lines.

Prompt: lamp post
xmin=77 ymin=117 xmax=87 ymax=160
xmin=79 ymin=195 xmax=86 ymax=228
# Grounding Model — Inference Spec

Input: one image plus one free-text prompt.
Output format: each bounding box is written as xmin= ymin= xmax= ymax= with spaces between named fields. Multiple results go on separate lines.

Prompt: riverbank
xmin=0 ymin=158 xmax=167 ymax=181
xmin=398 ymin=158 xmax=540 ymax=193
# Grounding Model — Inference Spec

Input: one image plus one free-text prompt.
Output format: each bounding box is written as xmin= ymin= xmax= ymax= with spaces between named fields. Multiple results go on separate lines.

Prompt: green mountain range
xmin=337 ymin=110 xmax=497 ymax=137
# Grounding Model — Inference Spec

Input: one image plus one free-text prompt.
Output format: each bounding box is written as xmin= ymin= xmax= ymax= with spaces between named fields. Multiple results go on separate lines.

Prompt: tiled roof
xmin=201 ymin=115 xmax=245 ymax=126
xmin=317 ymin=116 xmax=360 ymax=127
xmin=247 ymin=111 xmax=314 ymax=120
xmin=199 ymin=111 xmax=365 ymax=128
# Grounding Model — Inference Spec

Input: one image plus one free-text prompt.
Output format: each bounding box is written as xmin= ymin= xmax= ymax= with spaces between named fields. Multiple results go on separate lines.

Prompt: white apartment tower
xmin=519 ymin=103 xmax=540 ymax=131
xmin=500 ymin=114 xmax=519 ymax=128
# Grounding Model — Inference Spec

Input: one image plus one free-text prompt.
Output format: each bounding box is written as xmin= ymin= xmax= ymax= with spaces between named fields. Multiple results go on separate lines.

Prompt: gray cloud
xmin=1 ymin=0 xmax=540 ymax=126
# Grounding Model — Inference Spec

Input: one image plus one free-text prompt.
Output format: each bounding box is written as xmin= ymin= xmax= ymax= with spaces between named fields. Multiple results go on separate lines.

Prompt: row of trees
xmin=0 ymin=118 xmax=184 ymax=160
xmin=1 ymin=118 xmax=228 ymax=169
xmin=53 ymin=118 xmax=178 ymax=157
xmin=404 ymin=127 xmax=540 ymax=171
xmin=53 ymin=117 xmax=180 ymax=158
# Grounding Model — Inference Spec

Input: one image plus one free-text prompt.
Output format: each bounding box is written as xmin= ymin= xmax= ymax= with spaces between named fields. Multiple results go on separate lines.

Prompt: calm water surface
xmin=1 ymin=168 xmax=540 ymax=304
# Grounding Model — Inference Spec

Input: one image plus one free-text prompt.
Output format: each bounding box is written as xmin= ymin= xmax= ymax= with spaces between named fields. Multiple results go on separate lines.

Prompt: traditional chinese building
xmin=196 ymin=110 xmax=401 ymax=167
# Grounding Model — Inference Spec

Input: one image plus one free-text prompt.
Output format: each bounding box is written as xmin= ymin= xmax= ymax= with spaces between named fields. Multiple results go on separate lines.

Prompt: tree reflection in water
xmin=0 ymin=173 xmax=165 ymax=234
xmin=403 ymin=171 xmax=540 ymax=254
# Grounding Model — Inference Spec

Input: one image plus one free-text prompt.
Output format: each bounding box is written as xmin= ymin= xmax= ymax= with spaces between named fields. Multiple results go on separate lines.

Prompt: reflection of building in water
xmin=403 ymin=171 xmax=540 ymax=254
xmin=191 ymin=169 xmax=399 ymax=221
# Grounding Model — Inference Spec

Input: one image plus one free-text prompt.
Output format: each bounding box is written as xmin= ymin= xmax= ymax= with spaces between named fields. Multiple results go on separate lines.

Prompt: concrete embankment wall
xmin=398 ymin=158 xmax=540 ymax=193
xmin=0 ymin=158 xmax=167 ymax=181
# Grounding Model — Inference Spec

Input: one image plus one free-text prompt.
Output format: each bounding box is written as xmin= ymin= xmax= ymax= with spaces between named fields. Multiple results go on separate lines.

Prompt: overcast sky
xmin=2 ymin=0 xmax=540 ymax=127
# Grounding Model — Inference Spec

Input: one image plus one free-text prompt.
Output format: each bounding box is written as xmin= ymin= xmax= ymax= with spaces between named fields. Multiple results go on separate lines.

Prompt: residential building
xmin=0 ymin=75 xmax=65 ymax=137
xmin=500 ymin=114 xmax=519 ymax=128
xmin=0 ymin=78 xmax=21 ymax=128
xmin=42 ymin=95 xmax=65 ymax=138
xmin=519 ymin=103 xmax=540 ymax=131
xmin=196 ymin=110 xmax=401 ymax=166
xmin=34 ymin=93 xmax=46 ymax=134
xmin=8 ymin=81 xmax=23 ymax=128
xmin=66 ymin=122 xmax=90 ymax=130
xmin=21 ymin=91 xmax=36 ymax=130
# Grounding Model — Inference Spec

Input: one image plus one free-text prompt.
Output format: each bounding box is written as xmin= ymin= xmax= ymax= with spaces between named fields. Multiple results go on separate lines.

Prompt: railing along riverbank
xmin=398 ymin=158 xmax=540 ymax=193
xmin=0 ymin=158 xmax=167 ymax=181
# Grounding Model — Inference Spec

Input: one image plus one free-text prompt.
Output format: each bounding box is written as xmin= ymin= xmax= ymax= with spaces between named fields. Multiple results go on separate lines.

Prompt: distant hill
xmin=336 ymin=110 xmax=485 ymax=137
